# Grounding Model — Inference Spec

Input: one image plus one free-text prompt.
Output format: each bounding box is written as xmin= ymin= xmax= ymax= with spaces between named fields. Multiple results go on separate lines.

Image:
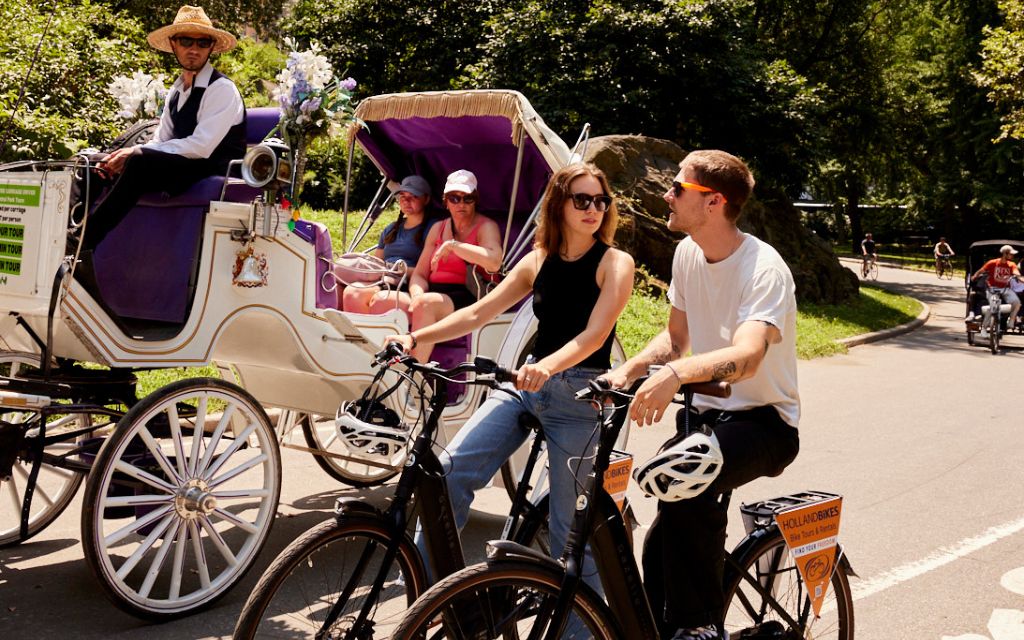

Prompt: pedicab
xmin=0 ymin=89 xmax=627 ymax=619
xmin=963 ymin=239 xmax=1024 ymax=353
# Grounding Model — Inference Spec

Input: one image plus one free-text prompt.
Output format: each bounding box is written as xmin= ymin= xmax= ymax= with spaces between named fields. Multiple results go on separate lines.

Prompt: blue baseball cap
xmin=394 ymin=175 xmax=431 ymax=198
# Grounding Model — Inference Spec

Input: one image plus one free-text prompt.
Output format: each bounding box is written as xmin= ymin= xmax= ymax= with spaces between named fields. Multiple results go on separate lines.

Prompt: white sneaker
xmin=978 ymin=330 xmax=990 ymax=339
xmin=966 ymin=312 xmax=976 ymax=321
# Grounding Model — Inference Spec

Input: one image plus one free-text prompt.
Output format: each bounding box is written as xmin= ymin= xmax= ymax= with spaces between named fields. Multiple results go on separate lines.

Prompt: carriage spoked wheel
xmin=293 ymin=410 xmax=401 ymax=486
xmin=0 ymin=351 xmax=89 ymax=547
xmin=82 ymin=377 xmax=281 ymax=620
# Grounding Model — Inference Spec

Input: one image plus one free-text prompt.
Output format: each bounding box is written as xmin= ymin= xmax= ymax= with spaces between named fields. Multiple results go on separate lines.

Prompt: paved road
xmin=2 ymin=263 xmax=1023 ymax=639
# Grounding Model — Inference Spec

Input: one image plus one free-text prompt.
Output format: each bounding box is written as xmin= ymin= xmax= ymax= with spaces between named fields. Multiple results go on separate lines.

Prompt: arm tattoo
xmin=712 ymin=361 xmax=737 ymax=381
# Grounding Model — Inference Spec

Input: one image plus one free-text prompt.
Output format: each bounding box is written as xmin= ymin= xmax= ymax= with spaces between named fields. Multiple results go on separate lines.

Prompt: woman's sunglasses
xmin=172 ymin=36 xmax=215 ymax=49
xmin=445 ymin=194 xmax=477 ymax=205
xmin=570 ymin=193 xmax=613 ymax=212
xmin=672 ymin=180 xmax=727 ymax=202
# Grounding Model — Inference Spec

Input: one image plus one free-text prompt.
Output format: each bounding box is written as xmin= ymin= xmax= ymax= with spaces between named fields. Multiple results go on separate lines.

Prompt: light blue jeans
xmin=421 ymin=365 xmax=605 ymax=593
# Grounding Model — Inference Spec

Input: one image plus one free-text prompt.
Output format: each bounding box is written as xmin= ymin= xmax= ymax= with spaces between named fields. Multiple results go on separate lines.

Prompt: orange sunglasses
xmin=672 ymin=180 xmax=727 ymax=203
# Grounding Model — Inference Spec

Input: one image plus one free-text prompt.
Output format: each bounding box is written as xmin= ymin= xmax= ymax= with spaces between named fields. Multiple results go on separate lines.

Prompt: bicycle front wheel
xmin=723 ymin=530 xmax=854 ymax=640
xmin=868 ymin=262 xmax=878 ymax=280
xmin=392 ymin=561 xmax=620 ymax=640
xmin=234 ymin=517 xmax=425 ymax=639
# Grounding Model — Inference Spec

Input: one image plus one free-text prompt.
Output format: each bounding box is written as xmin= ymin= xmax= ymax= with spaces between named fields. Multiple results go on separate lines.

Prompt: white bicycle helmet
xmin=334 ymin=399 xmax=411 ymax=462
xmin=633 ymin=427 xmax=723 ymax=502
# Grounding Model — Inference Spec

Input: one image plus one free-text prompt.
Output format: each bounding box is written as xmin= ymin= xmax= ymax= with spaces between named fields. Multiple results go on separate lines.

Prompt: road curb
xmin=837 ymin=299 xmax=931 ymax=348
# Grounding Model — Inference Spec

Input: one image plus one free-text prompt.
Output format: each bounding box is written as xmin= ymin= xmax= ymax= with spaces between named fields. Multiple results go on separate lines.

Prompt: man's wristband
xmin=406 ymin=332 xmax=417 ymax=350
xmin=664 ymin=362 xmax=682 ymax=384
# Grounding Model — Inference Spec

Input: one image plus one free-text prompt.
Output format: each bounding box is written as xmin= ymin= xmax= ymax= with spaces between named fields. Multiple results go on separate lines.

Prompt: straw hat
xmin=147 ymin=5 xmax=237 ymax=54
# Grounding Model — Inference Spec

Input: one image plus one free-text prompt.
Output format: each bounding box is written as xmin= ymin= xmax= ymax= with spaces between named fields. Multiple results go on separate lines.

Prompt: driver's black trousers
xmin=80 ymin=149 xmax=218 ymax=250
xmin=643 ymin=405 xmax=799 ymax=633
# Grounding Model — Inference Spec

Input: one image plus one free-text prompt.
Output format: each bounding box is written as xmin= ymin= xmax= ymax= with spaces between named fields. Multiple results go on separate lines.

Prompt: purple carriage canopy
xmin=349 ymin=90 xmax=574 ymax=221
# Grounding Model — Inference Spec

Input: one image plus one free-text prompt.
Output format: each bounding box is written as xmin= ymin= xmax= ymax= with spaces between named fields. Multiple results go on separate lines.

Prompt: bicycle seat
xmin=518 ymin=412 xmax=541 ymax=433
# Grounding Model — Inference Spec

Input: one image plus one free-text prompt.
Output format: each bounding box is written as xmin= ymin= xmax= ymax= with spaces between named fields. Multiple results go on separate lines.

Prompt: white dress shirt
xmin=145 ymin=62 xmax=244 ymax=159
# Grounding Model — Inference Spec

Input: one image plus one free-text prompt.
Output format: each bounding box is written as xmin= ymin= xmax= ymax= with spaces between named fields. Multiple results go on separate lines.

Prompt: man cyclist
xmin=971 ymin=244 xmax=1022 ymax=339
xmin=934 ymin=237 xmax=954 ymax=276
xmin=861 ymin=232 xmax=877 ymax=277
xmin=603 ymin=150 xmax=799 ymax=640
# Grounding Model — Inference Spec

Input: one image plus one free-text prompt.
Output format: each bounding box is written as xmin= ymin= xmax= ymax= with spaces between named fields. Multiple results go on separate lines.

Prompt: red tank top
xmin=429 ymin=218 xmax=484 ymax=285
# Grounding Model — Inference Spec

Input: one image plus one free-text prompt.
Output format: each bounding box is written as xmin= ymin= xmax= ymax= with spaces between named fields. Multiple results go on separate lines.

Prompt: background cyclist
xmin=603 ymin=150 xmax=800 ymax=640
xmin=971 ymin=244 xmax=1021 ymax=339
xmin=861 ymin=232 xmax=877 ymax=273
xmin=934 ymin=236 xmax=954 ymax=274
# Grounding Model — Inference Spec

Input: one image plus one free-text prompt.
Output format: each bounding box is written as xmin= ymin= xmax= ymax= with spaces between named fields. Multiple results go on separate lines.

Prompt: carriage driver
xmin=78 ymin=5 xmax=245 ymax=253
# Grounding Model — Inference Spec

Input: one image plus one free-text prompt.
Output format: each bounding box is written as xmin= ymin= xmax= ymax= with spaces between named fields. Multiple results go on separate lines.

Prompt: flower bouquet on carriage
xmin=272 ymin=38 xmax=359 ymax=201
xmin=107 ymin=71 xmax=169 ymax=123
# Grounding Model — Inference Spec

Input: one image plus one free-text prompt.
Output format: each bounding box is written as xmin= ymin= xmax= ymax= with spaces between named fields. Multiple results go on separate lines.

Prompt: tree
xmin=977 ymin=0 xmax=1024 ymax=141
xmin=0 ymin=0 xmax=156 ymax=161
xmin=98 ymin=0 xmax=287 ymax=38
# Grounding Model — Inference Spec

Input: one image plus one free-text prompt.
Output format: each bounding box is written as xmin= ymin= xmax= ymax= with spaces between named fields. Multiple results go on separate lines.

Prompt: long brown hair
xmin=382 ymin=196 xmax=431 ymax=247
xmin=534 ymin=163 xmax=618 ymax=256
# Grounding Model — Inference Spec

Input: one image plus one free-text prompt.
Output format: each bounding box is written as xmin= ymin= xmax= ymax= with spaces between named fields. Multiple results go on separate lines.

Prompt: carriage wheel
xmin=0 ymin=351 xmax=87 ymax=547
xmin=81 ymin=377 xmax=281 ymax=620
xmin=299 ymin=412 xmax=401 ymax=487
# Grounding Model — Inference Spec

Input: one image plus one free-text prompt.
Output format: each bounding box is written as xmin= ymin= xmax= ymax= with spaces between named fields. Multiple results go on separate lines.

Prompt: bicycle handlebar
xmin=374 ymin=343 xmax=517 ymax=387
xmin=574 ymin=376 xmax=731 ymax=402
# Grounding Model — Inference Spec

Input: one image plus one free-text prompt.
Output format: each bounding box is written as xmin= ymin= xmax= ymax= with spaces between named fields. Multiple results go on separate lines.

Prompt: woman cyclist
xmin=386 ymin=163 xmax=634 ymax=589
xmin=406 ymin=169 xmax=503 ymax=362
xmin=342 ymin=175 xmax=435 ymax=314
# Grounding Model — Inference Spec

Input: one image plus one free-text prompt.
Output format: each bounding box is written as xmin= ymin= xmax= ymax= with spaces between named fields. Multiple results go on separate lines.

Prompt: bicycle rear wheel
xmin=723 ymin=530 xmax=854 ymax=640
xmin=233 ymin=517 xmax=425 ymax=639
xmin=391 ymin=561 xmax=619 ymax=640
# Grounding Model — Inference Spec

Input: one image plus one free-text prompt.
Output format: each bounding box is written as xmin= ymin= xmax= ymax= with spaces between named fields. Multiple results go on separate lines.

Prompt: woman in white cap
xmin=342 ymin=175 xmax=436 ymax=314
xmin=406 ymin=169 xmax=503 ymax=361
xmin=387 ymin=164 xmax=634 ymax=595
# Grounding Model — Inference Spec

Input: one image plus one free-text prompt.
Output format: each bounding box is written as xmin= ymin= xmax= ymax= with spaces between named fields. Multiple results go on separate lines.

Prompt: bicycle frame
xmin=481 ymin=382 xmax=842 ymax=640
xmin=315 ymin=355 xmax=547 ymax=638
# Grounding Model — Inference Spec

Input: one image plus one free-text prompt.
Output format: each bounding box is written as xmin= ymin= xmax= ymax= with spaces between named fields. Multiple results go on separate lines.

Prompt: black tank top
xmin=532 ymin=241 xmax=615 ymax=370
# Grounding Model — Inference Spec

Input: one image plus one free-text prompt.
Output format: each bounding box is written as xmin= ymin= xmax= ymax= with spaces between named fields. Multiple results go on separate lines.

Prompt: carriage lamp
xmin=241 ymin=139 xmax=292 ymax=191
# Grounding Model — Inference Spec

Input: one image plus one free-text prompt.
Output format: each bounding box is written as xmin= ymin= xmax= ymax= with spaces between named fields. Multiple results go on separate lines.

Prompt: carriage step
xmin=0 ymin=389 xmax=51 ymax=410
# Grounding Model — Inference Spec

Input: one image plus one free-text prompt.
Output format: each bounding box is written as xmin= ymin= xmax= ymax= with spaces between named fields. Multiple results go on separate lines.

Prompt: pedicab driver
xmin=971 ymin=245 xmax=1022 ymax=337
xmin=603 ymin=150 xmax=800 ymax=640
xmin=81 ymin=5 xmax=245 ymax=251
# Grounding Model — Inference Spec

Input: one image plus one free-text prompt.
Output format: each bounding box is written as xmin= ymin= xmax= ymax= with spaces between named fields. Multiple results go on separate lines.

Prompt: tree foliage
xmin=977 ymin=0 xmax=1024 ymax=141
xmin=0 ymin=0 xmax=157 ymax=161
xmin=97 ymin=0 xmax=287 ymax=38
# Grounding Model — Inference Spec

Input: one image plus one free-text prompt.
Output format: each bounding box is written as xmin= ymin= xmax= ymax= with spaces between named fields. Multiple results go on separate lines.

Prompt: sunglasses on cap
xmin=445 ymin=193 xmax=478 ymax=205
xmin=172 ymin=36 xmax=215 ymax=49
xmin=570 ymin=193 xmax=613 ymax=212
xmin=672 ymin=180 xmax=727 ymax=203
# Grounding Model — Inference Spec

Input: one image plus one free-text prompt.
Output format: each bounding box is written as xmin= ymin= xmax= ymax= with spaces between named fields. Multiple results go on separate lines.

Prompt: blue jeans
xmin=421 ymin=365 xmax=605 ymax=592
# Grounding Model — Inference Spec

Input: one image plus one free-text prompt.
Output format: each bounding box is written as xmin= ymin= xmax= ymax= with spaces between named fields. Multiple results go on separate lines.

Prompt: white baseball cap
xmin=444 ymin=169 xmax=478 ymax=194
xmin=1000 ymin=244 xmax=1019 ymax=255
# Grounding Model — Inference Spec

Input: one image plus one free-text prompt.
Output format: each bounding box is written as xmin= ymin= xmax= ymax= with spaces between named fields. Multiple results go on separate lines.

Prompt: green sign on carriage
xmin=0 ymin=183 xmax=40 ymax=207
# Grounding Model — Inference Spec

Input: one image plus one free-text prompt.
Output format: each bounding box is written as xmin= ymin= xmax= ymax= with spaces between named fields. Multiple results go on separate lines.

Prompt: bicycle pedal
xmin=731 ymin=621 xmax=786 ymax=638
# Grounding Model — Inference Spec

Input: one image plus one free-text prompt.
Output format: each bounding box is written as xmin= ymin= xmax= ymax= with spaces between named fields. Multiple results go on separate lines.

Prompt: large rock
xmin=584 ymin=134 xmax=858 ymax=304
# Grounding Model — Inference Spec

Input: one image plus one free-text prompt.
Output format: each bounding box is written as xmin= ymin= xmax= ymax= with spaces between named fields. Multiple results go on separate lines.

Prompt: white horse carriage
xmin=0 ymin=89 xmax=626 ymax=619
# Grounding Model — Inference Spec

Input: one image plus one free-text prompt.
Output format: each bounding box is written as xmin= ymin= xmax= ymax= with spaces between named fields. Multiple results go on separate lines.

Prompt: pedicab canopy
xmin=349 ymin=90 xmax=574 ymax=219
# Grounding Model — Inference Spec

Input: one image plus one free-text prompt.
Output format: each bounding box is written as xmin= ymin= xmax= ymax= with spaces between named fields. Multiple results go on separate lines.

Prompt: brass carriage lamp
xmin=241 ymin=138 xmax=292 ymax=197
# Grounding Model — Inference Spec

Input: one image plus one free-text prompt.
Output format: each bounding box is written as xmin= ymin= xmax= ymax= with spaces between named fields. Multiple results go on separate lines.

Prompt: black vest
xmin=168 ymin=69 xmax=246 ymax=170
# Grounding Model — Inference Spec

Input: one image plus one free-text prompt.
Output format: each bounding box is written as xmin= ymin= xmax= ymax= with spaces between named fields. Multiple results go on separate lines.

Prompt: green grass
xmin=616 ymin=286 xmax=922 ymax=360
xmin=796 ymin=285 xmax=922 ymax=358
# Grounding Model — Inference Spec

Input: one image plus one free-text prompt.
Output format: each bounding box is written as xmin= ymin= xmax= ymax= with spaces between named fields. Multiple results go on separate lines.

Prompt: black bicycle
xmin=233 ymin=344 xmax=551 ymax=639
xmin=392 ymin=378 xmax=855 ymax=639
xmin=936 ymin=254 xmax=953 ymax=280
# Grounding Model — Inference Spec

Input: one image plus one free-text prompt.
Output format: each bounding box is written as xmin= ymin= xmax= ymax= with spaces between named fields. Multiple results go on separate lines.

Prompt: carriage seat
xmin=93 ymin=108 xmax=281 ymax=327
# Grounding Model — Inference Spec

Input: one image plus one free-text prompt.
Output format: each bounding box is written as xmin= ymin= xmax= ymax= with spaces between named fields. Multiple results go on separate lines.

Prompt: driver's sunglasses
xmin=173 ymin=36 xmax=215 ymax=49
xmin=445 ymin=193 xmax=477 ymax=205
xmin=570 ymin=193 xmax=613 ymax=212
xmin=672 ymin=180 xmax=727 ymax=203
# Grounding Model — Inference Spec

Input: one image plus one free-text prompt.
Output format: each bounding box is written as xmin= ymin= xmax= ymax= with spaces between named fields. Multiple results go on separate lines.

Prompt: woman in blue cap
xmin=342 ymin=175 xmax=436 ymax=314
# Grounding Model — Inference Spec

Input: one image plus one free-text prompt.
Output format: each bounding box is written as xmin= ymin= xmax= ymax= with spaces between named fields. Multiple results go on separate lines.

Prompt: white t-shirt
xmin=668 ymin=234 xmax=800 ymax=427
